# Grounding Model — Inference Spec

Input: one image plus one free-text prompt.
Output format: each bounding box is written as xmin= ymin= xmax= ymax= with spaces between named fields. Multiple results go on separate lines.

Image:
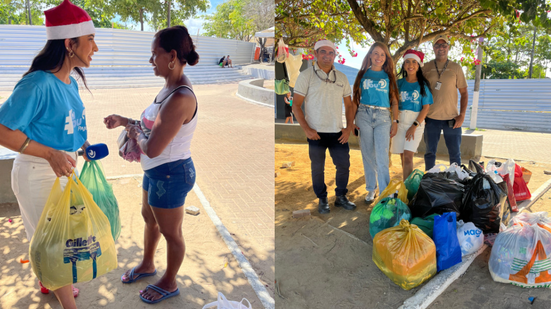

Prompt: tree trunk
xmin=167 ymin=0 xmax=171 ymax=28
xmin=528 ymin=26 xmax=537 ymax=78
xmin=140 ymin=8 xmax=144 ymax=31
xmin=26 ymin=0 xmax=32 ymax=25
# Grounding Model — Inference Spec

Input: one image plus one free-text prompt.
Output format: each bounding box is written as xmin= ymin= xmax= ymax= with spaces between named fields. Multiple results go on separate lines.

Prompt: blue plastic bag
xmin=433 ymin=212 xmax=462 ymax=272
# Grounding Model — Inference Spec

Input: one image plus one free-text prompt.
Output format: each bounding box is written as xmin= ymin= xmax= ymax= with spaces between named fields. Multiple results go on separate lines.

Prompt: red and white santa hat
xmin=402 ymin=49 xmax=425 ymax=67
xmin=45 ymin=0 xmax=95 ymax=40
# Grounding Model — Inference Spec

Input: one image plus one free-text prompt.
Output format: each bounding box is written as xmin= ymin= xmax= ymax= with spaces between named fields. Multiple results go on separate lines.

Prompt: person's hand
xmin=390 ymin=122 xmax=398 ymax=138
xmin=104 ymin=114 xmax=124 ymax=129
xmin=338 ymin=127 xmax=353 ymax=144
xmin=126 ymin=124 xmax=142 ymax=140
xmin=305 ymin=128 xmax=320 ymax=140
xmin=406 ymin=126 xmax=416 ymax=141
xmin=453 ymin=114 xmax=465 ymax=129
xmin=82 ymin=150 xmax=91 ymax=162
xmin=47 ymin=150 xmax=77 ymax=177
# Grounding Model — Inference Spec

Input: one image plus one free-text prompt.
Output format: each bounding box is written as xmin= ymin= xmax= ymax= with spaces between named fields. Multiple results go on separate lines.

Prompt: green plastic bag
xmin=369 ymin=197 xmax=411 ymax=239
xmin=275 ymin=79 xmax=290 ymax=95
xmin=405 ymin=169 xmax=424 ymax=201
xmin=80 ymin=161 xmax=121 ymax=241
xmin=410 ymin=214 xmax=438 ymax=239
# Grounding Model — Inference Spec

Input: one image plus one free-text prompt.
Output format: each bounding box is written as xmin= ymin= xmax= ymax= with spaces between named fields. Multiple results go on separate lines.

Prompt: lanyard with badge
xmin=434 ymin=59 xmax=448 ymax=90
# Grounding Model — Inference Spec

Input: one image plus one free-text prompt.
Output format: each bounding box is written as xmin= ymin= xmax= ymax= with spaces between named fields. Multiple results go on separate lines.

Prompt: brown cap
xmin=432 ymin=34 xmax=450 ymax=46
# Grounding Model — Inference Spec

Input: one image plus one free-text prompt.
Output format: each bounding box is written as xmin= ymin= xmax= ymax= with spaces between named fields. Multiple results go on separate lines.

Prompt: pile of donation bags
xmin=370 ymin=159 xmax=533 ymax=290
xmin=30 ymin=161 xmax=120 ymax=290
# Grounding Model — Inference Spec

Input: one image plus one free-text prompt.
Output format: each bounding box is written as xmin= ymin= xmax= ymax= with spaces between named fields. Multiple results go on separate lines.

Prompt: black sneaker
xmin=335 ymin=195 xmax=356 ymax=210
xmin=318 ymin=197 xmax=330 ymax=214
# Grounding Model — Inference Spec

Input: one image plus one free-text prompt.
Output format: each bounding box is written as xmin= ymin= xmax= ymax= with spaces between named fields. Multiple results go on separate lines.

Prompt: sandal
xmin=139 ymin=284 xmax=180 ymax=304
xmin=121 ymin=267 xmax=157 ymax=284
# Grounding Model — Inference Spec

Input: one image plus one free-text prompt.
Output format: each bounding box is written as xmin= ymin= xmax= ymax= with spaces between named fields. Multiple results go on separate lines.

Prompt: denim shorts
xmin=142 ymin=158 xmax=196 ymax=209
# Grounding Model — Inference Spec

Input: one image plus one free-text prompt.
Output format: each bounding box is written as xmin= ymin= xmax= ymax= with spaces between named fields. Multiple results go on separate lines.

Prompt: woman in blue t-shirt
xmin=352 ymin=42 xmax=400 ymax=204
xmin=0 ymin=1 xmax=98 ymax=306
xmin=391 ymin=50 xmax=433 ymax=180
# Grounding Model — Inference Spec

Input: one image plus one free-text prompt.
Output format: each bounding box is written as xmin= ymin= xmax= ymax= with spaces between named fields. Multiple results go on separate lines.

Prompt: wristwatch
xmin=413 ymin=120 xmax=420 ymax=127
xmin=393 ymin=119 xmax=399 ymax=124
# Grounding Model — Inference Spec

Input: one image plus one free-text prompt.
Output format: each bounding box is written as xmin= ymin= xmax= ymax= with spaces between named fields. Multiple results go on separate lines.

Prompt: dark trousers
xmin=307 ymin=132 xmax=350 ymax=198
xmin=423 ymin=117 xmax=462 ymax=171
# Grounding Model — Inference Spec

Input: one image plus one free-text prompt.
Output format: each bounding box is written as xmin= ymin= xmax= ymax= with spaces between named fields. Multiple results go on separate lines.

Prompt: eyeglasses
xmin=313 ymin=67 xmax=336 ymax=83
xmin=318 ymin=49 xmax=335 ymax=56
xmin=434 ymin=43 xmax=449 ymax=49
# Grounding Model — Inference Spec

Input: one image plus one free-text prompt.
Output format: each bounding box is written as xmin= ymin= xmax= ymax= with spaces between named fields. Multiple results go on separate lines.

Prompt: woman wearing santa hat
xmin=104 ymin=25 xmax=199 ymax=304
xmin=0 ymin=0 xmax=98 ymax=307
xmin=392 ymin=49 xmax=433 ymax=180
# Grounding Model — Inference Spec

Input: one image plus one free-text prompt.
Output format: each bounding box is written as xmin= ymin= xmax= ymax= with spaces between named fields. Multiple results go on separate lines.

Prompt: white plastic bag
xmin=487 ymin=159 xmax=515 ymax=187
xmin=456 ymin=220 xmax=484 ymax=256
xmin=202 ymin=292 xmax=252 ymax=309
xmin=446 ymin=163 xmax=469 ymax=180
xmin=276 ymin=38 xmax=288 ymax=63
xmin=427 ymin=164 xmax=447 ymax=174
xmin=489 ymin=223 xmax=551 ymax=288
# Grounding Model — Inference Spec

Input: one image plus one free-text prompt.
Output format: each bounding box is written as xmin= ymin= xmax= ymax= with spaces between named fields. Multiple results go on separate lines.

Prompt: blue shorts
xmin=142 ymin=158 xmax=196 ymax=209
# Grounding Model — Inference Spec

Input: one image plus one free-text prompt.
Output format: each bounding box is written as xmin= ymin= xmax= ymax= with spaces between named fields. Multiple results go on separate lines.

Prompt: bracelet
xmin=19 ymin=137 xmax=31 ymax=154
xmin=413 ymin=120 xmax=420 ymax=127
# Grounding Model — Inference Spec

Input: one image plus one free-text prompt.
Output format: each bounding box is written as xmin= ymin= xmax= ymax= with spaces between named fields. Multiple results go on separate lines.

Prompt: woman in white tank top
xmin=103 ymin=26 xmax=199 ymax=305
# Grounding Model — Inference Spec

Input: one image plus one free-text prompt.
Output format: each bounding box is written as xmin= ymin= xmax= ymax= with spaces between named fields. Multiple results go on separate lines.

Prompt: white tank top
xmin=139 ymin=85 xmax=197 ymax=170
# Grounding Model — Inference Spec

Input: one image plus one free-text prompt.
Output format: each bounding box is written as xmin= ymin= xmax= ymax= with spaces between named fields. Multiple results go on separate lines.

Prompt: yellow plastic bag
xmin=373 ymin=179 xmax=409 ymax=206
xmin=373 ymin=219 xmax=437 ymax=290
xmin=30 ymin=173 xmax=118 ymax=290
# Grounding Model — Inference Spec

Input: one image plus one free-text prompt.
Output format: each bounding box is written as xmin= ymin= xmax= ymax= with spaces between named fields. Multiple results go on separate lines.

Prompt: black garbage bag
xmin=410 ymin=173 xmax=466 ymax=218
xmin=461 ymin=172 xmax=507 ymax=234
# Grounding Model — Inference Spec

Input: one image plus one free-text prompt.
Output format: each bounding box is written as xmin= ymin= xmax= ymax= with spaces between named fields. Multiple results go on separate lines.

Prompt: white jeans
xmin=11 ymin=152 xmax=77 ymax=240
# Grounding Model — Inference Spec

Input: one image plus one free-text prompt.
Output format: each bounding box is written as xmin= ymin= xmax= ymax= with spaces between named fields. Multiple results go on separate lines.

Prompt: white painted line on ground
xmin=193 ymin=182 xmax=275 ymax=309
xmin=399 ymin=244 xmax=487 ymax=309
xmin=400 ymin=176 xmax=551 ymax=309
xmin=235 ymin=92 xmax=274 ymax=108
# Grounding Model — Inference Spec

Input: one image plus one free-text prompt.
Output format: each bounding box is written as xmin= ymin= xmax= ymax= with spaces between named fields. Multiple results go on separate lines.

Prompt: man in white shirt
xmin=292 ymin=40 xmax=357 ymax=214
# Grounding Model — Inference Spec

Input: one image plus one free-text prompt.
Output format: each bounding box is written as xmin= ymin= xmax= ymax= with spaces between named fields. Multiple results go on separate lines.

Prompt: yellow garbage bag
xmin=373 ymin=219 xmax=436 ymax=290
xmin=30 ymin=173 xmax=118 ymax=291
xmin=373 ymin=179 xmax=409 ymax=206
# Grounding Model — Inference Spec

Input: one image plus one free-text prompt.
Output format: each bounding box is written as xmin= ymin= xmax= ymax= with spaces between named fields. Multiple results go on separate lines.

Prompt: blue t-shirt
xmin=359 ymin=69 xmax=390 ymax=108
xmin=397 ymin=78 xmax=433 ymax=112
xmin=0 ymin=70 xmax=87 ymax=152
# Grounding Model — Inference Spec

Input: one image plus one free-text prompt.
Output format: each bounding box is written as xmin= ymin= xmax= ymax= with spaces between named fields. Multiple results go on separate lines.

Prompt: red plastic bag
xmin=501 ymin=174 xmax=518 ymax=212
xmin=513 ymin=164 xmax=531 ymax=201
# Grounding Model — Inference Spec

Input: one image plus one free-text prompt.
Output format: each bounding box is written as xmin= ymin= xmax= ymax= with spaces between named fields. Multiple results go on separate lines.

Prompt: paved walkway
xmin=464 ymin=128 xmax=551 ymax=164
xmin=0 ymin=83 xmax=275 ymax=300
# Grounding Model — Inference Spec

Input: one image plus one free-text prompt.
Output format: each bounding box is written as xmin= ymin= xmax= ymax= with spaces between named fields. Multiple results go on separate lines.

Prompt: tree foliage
xmin=276 ymin=0 xmax=551 ymax=63
xmin=203 ymin=0 xmax=274 ymax=41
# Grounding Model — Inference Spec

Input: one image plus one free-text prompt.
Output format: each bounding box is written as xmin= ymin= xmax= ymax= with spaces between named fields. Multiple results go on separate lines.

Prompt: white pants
xmin=11 ymin=152 xmax=77 ymax=241
xmin=391 ymin=110 xmax=425 ymax=154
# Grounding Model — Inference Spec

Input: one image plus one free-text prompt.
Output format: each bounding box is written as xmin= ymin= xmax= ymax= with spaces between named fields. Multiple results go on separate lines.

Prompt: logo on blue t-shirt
xmin=64 ymin=109 xmax=87 ymax=135
xmin=363 ymin=79 xmax=388 ymax=93
xmin=400 ymin=90 xmax=420 ymax=103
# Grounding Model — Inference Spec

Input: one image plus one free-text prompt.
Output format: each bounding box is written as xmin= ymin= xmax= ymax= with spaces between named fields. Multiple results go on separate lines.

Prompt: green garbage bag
xmin=369 ymin=197 xmax=411 ymax=239
xmin=410 ymin=214 xmax=438 ymax=239
xmin=80 ymin=161 xmax=121 ymax=241
xmin=405 ymin=169 xmax=424 ymax=201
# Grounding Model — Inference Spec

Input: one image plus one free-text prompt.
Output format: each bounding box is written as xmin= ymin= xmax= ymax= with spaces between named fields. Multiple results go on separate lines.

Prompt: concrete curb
xmin=237 ymin=78 xmax=274 ymax=106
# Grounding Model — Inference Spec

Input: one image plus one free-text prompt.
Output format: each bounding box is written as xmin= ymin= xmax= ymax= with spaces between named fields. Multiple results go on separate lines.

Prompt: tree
xmin=276 ymin=0 xmax=551 ymax=63
xmin=0 ymin=0 xmax=43 ymax=25
xmin=148 ymin=0 xmax=208 ymax=31
xmin=109 ymin=0 xmax=160 ymax=31
xmin=203 ymin=0 xmax=273 ymax=41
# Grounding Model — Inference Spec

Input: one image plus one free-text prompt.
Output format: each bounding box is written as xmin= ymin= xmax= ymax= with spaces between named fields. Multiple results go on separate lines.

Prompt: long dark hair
xmin=155 ymin=25 xmax=199 ymax=66
xmin=352 ymin=42 xmax=399 ymax=106
xmin=397 ymin=62 xmax=432 ymax=97
xmin=24 ymin=38 xmax=89 ymax=90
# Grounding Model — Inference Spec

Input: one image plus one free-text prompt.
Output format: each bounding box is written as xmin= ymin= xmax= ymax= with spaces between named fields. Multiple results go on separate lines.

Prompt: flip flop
xmin=121 ymin=267 xmax=157 ymax=284
xmin=139 ymin=284 xmax=180 ymax=304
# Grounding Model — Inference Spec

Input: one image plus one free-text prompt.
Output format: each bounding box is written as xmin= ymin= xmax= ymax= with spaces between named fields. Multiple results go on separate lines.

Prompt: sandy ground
xmin=275 ymin=142 xmax=551 ymax=308
xmin=0 ymin=178 xmax=262 ymax=309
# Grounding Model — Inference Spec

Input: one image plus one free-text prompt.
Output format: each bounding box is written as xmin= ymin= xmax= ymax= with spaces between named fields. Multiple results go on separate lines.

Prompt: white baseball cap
xmin=314 ymin=40 xmax=336 ymax=52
